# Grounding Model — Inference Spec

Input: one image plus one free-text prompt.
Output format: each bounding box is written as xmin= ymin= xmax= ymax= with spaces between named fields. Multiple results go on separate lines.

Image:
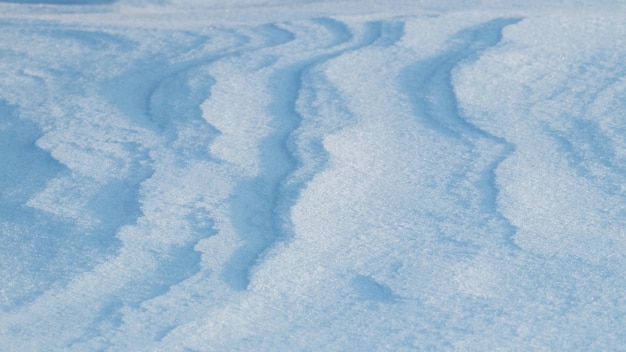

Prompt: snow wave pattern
xmin=1 ymin=8 xmax=626 ymax=351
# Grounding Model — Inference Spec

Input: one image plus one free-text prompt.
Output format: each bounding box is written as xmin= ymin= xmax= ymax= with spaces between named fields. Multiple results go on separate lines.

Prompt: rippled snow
xmin=1 ymin=1 xmax=626 ymax=350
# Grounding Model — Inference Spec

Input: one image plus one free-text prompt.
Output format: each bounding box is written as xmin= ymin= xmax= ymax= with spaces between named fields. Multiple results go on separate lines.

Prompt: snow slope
xmin=1 ymin=1 xmax=626 ymax=350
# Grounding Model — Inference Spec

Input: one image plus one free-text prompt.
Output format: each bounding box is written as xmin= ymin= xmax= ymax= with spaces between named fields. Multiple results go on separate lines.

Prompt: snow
xmin=1 ymin=0 xmax=626 ymax=350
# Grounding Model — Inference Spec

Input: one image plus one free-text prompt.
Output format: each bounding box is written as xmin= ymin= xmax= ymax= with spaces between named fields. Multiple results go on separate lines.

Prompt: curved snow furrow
xmin=178 ymin=16 xmax=515 ymax=350
xmin=452 ymin=16 xmax=626 ymax=264
xmin=87 ymin=20 xmax=366 ymax=347
xmin=283 ymin=19 xmax=403 ymax=214
xmin=61 ymin=23 xmax=303 ymax=347
xmin=448 ymin=17 xmax=626 ymax=349
xmin=533 ymin=55 xmax=626 ymax=197
xmin=124 ymin=24 xmax=300 ymax=298
xmin=400 ymin=18 xmax=522 ymax=249
xmin=147 ymin=24 xmax=298 ymax=134
xmin=0 ymin=23 xmax=295 ymax=349
xmin=218 ymin=18 xmax=383 ymax=291
xmin=471 ymin=140 xmax=520 ymax=249
xmin=83 ymin=20 xmax=360 ymax=348
xmin=100 ymin=28 xmax=246 ymax=131
xmin=228 ymin=19 xmax=409 ymax=292
xmin=401 ymin=18 xmax=521 ymax=139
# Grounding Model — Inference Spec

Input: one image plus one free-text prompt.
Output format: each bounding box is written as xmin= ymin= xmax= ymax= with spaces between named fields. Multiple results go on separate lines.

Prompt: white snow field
xmin=1 ymin=0 xmax=626 ymax=350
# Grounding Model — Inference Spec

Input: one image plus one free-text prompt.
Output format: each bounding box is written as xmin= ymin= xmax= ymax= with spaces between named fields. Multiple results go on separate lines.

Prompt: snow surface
xmin=1 ymin=0 xmax=626 ymax=350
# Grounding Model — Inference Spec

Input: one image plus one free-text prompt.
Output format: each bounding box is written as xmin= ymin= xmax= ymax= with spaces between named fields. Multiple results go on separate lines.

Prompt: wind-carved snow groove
xmin=401 ymin=18 xmax=522 ymax=250
xmin=0 ymin=24 xmax=301 ymax=350
xmin=103 ymin=25 xmax=297 ymax=301
xmin=220 ymin=18 xmax=387 ymax=291
xmin=288 ymin=20 xmax=406 ymax=192
xmin=151 ymin=23 xmax=299 ymax=149
xmin=103 ymin=28 xmax=244 ymax=132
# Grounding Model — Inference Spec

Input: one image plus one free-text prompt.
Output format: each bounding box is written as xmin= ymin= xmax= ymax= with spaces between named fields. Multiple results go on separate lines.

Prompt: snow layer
xmin=1 ymin=1 xmax=626 ymax=350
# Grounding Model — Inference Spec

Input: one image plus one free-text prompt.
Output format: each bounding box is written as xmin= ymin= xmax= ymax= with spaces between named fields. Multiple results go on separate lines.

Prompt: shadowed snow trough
xmin=1 ymin=1 xmax=626 ymax=350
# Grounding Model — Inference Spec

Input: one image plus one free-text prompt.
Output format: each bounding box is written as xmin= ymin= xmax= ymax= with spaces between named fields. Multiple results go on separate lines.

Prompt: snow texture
xmin=1 ymin=1 xmax=626 ymax=351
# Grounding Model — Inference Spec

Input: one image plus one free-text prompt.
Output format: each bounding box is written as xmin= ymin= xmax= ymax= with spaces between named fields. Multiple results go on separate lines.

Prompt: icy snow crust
xmin=1 ymin=1 xmax=626 ymax=350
